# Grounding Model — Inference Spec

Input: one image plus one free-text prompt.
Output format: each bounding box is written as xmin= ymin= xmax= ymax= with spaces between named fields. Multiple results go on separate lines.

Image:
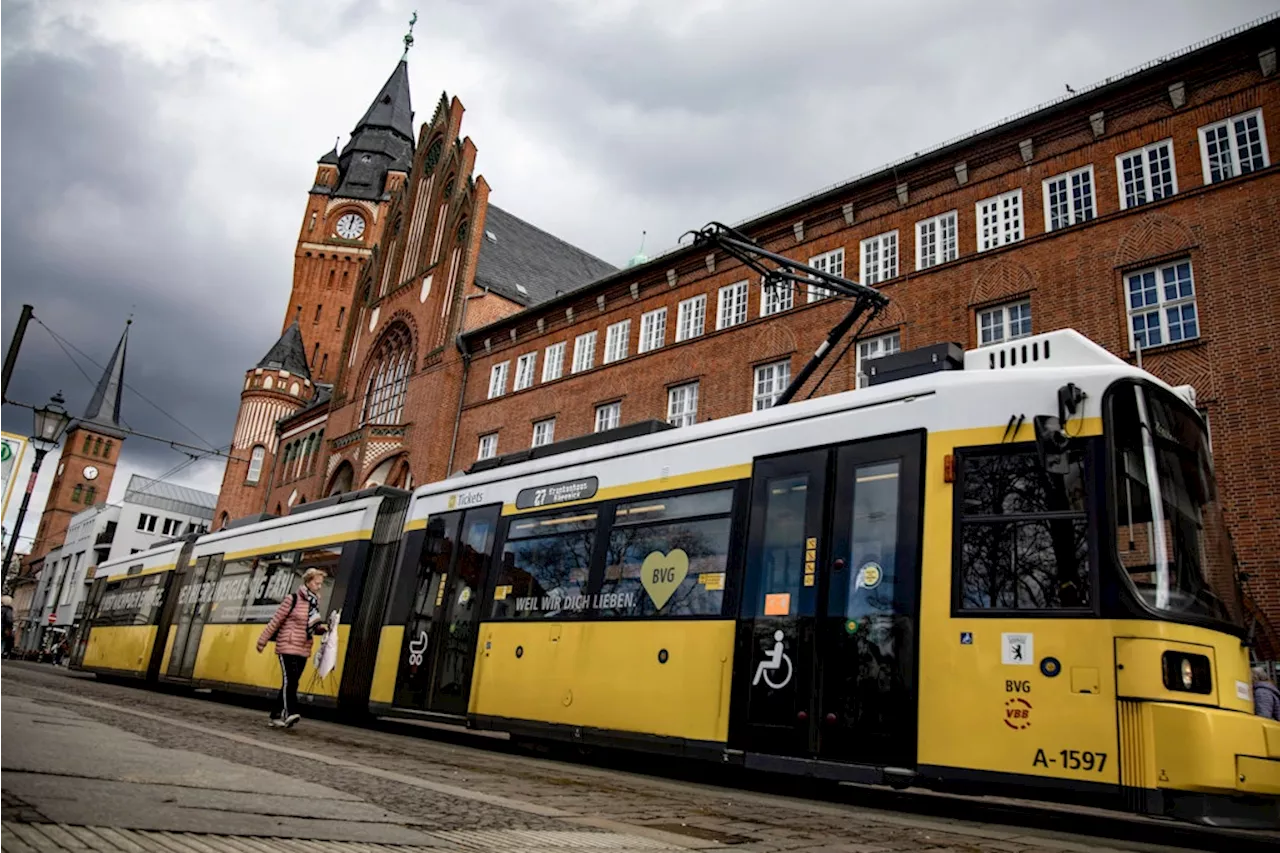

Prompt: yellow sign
xmin=641 ymin=549 xmax=689 ymax=610
xmin=698 ymin=572 xmax=725 ymax=591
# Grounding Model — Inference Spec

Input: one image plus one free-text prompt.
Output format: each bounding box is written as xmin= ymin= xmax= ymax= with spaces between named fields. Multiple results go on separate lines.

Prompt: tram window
xmin=598 ymin=488 xmax=734 ymax=618
xmin=956 ymin=446 xmax=1091 ymax=611
xmin=745 ymin=474 xmax=810 ymax=618
xmin=207 ymin=547 xmax=342 ymax=623
xmin=94 ymin=574 xmax=165 ymax=627
xmin=491 ymin=508 xmax=597 ymax=620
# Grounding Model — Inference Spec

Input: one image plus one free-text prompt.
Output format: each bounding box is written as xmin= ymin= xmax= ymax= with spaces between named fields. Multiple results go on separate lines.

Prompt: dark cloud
xmin=2 ymin=0 xmax=1274 ymax=550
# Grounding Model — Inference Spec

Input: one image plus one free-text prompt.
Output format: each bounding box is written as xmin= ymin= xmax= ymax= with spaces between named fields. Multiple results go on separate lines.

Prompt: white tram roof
xmin=406 ymin=329 xmax=1193 ymax=522
xmin=189 ymin=491 xmax=390 ymax=561
xmin=94 ymin=537 xmax=187 ymax=580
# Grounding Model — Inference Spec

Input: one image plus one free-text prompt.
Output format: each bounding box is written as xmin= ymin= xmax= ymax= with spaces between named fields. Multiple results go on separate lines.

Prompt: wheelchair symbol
xmin=408 ymin=630 xmax=428 ymax=666
xmin=752 ymin=630 xmax=793 ymax=690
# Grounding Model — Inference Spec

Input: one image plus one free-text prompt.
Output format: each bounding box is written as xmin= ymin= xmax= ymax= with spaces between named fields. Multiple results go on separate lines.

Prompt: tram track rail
xmin=3 ymin=662 xmax=1275 ymax=853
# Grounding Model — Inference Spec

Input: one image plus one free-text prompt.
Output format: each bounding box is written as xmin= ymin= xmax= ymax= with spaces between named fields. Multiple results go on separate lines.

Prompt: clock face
xmin=336 ymin=212 xmax=366 ymax=240
xmin=83 ymin=465 xmax=99 ymax=481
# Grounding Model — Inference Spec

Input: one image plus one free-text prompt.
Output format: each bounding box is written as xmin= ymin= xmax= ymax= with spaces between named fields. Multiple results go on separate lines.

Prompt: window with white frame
xmin=604 ymin=320 xmax=630 ymax=363
xmin=761 ymin=281 xmax=793 ymax=317
xmin=977 ymin=300 xmax=1032 ymax=346
xmin=676 ymin=295 xmax=706 ymax=341
xmin=542 ymin=342 xmax=566 ymax=382
xmin=1199 ymin=109 xmax=1269 ymax=184
xmin=855 ymin=332 xmax=901 ymax=389
xmin=639 ymin=308 xmax=667 ymax=353
xmin=514 ymin=352 xmax=537 ymax=391
xmin=807 ymin=248 xmax=844 ymax=301
xmin=717 ymin=280 xmax=749 ymax=329
xmin=916 ymin=211 xmax=957 ymax=270
xmin=137 ymin=513 xmax=157 ymax=533
xmin=753 ymin=360 xmax=791 ymax=411
xmin=532 ymin=418 xmax=555 ymax=447
xmin=1043 ymin=166 xmax=1095 ymax=231
xmin=487 ymin=361 xmax=509 ymax=399
xmin=1116 ymin=139 xmax=1177 ymax=209
xmin=1126 ymin=259 xmax=1198 ymax=351
xmin=667 ymin=382 xmax=699 ymax=427
xmin=860 ymin=231 xmax=899 ymax=285
xmin=246 ymin=445 xmax=265 ymax=484
xmin=478 ymin=433 xmax=498 ymax=460
xmin=162 ymin=518 xmax=183 ymax=536
xmin=594 ymin=401 xmax=621 ymax=432
xmin=572 ymin=331 xmax=597 ymax=373
xmin=976 ymin=189 xmax=1023 ymax=251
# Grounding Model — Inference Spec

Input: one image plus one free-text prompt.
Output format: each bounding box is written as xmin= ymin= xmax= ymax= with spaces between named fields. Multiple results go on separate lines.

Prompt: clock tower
xmin=283 ymin=58 xmax=415 ymax=384
xmin=29 ymin=323 xmax=129 ymax=562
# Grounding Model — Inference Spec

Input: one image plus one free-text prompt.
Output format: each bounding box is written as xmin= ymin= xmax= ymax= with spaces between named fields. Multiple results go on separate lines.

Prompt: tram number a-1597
xmin=1033 ymin=748 xmax=1107 ymax=772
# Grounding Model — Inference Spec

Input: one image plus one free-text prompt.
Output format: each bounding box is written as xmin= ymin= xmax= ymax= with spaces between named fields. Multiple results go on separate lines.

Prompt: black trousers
xmin=274 ymin=654 xmax=307 ymax=720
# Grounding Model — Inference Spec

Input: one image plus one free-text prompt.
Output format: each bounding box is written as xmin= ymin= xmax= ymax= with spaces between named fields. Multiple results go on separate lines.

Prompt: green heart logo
xmin=640 ymin=549 xmax=689 ymax=611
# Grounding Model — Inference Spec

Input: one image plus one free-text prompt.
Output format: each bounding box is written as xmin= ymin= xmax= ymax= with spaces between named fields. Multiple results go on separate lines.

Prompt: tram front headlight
xmin=1162 ymin=651 xmax=1212 ymax=695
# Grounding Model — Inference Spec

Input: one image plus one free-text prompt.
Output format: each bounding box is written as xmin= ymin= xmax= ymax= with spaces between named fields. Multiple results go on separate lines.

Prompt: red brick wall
xmin=452 ymin=58 xmax=1280 ymax=625
xmin=29 ymin=426 xmax=122 ymax=560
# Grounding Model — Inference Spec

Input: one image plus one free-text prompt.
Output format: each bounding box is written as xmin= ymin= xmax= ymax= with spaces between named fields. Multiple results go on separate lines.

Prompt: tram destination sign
xmin=515 ymin=476 xmax=599 ymax=510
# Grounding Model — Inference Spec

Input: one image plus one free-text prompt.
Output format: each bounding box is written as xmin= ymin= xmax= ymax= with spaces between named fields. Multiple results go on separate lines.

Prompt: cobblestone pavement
xmin=0 ymin=664 xmax=1262 ymax=853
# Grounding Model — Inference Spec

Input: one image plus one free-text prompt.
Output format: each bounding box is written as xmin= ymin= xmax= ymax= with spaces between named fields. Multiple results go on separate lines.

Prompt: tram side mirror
xmin=1033 ymin=415 xmax=1071 ymax=476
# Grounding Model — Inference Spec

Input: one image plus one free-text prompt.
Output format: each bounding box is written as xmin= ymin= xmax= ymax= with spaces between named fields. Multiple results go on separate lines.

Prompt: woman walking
xmin=256 ymin=568 xmax=328 ymax=728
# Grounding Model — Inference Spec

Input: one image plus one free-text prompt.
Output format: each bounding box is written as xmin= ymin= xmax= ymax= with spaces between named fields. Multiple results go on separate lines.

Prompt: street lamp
xmin=2 ymin=392 xmax=73 ymax=573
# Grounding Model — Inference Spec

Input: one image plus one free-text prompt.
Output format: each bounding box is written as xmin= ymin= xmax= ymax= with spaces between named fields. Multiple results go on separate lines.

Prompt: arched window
xmin=360 ymin=323 xmax=414 ymax=426
xmin=328 ymin=461 xmax=354 ymax=497
xmin=85 ymin=486 xmax=96 ymax=505
xmin=217 ymin=511 xmax=230 ymax=530
xmin=72 ymin=484 xmax=83 ymax=503
xmin=82 ymin=435 xmax=92 ymax=454
xmin=103 ymin=440 xmax=113 ymax=459
xmin=246 ymin=445 xmax=265 ymax=484
xmin=93 ymin=437 xmax=104 ymax=456
xmin=424 ymin=137 xmax=444 ymax=171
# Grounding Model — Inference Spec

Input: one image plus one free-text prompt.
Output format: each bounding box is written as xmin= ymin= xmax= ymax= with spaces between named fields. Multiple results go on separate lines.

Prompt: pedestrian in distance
xmin=256 ymin=568 xmax=328 ymax=728
xmin=1253 ymin=665 xmax=1280 ymax=721
xmin=2 ymin=595 xmax=15 ymax=659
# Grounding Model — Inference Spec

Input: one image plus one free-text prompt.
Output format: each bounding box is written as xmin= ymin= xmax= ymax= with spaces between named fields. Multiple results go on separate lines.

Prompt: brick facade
xmin=217 ymin=21 xmax=1280 ymax=645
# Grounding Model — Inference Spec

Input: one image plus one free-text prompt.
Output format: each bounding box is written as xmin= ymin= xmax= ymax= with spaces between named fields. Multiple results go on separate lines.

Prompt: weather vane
xmin=402 ymin=11 xmax=418 ymax=59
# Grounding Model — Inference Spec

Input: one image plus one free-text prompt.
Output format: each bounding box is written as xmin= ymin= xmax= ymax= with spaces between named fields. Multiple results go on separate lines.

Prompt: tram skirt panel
xmin=82 ymin=626 xmax=157 ymax=676
xmin=472 ymin=620 xmax=736 ymax=743
xmin=191 ymin=624 xmax=352 ymax=700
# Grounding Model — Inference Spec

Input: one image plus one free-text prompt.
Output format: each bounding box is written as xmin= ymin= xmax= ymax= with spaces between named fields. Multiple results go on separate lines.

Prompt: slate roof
xmin=355 ymin=60 xmax=414 ymax=141
xmin=475 ymin=205 xmax=617 ymax=307
xmin=125 ymin=474 xmax=217 ymax=519
xmin=333 ymin=61 xmax=415 ymax=200
xmin=256 ymin=321 xmax=312 ymax=379
xmin=75 ymin=324 xmax=129 ymax=439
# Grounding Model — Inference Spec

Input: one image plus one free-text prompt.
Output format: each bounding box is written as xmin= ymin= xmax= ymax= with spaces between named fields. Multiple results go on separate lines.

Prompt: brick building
xmin=214 ymin=19 xmax=1280 ymax=642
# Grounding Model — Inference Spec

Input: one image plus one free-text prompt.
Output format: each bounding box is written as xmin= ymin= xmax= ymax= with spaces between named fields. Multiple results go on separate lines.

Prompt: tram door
xmin=735 ymin=432 xmax=923 ymax=769
xmin=166 ymin=555 xmax=221 ymax=680
xmin=393 ymin=505 xmax=499 ymax=717
xmin=70 ymin=578 xmax=107 ymax=668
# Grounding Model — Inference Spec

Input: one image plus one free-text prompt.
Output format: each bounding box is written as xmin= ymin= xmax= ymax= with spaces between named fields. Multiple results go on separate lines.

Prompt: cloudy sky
xmin=2 ymin=0 xmax=1275 ymax=552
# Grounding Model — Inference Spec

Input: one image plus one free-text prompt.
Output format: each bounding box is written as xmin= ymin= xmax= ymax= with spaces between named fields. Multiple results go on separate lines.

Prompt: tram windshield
xmin=1107 ymin=380 xmax=1244 ymax=630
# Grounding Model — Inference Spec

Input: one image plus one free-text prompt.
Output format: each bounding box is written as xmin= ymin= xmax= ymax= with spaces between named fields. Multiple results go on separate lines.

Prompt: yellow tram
xmin=75 ymin=329 xmax=1279 ymax=828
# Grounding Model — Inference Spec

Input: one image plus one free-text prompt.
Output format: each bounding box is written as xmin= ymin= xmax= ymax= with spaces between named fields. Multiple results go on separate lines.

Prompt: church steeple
xmin=330 ymin=58 xmax=415 ymax=201
xmin=79 ymin=321 xmax=129 ymax=436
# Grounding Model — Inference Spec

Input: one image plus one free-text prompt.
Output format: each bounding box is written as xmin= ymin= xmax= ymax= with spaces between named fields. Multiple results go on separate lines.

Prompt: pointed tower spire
xmin=257 ymin=319 xmax=312 ymax=380
xmin=82 ymin=319 xmax=129 ymax=429
xmin=353 ymin=59 xmax=414 ymax=142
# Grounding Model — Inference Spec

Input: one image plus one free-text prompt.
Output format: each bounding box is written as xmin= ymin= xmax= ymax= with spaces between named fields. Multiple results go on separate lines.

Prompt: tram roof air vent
xmin=963 ymin=329 xmax=1123 ymax=372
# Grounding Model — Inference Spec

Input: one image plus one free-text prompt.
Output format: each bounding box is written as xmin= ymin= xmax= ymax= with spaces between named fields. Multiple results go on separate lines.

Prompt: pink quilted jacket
xmin=257 ymin=587 xmax=315 ymax=657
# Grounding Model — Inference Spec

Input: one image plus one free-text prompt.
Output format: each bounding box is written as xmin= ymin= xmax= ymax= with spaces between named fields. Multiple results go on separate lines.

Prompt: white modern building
xmin=25 ymin=474 xmax=215 ymax=651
